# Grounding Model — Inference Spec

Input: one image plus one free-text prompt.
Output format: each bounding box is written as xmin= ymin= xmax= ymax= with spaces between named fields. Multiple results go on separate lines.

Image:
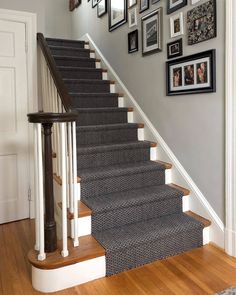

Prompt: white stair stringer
xmin=79 ymin=33 xmax=224 ymax=249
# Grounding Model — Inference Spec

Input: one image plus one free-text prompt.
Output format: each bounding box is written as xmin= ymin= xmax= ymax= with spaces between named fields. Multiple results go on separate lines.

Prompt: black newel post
xmin=42 ymin=122 xmax=57 ymax=253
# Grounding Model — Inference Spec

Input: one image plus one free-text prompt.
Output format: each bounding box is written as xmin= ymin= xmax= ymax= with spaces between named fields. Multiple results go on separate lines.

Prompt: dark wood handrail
xmin=37 ymin=33 xmax=71 ymax=112
xmin=28 ymin=112 xmax=78 ymax=124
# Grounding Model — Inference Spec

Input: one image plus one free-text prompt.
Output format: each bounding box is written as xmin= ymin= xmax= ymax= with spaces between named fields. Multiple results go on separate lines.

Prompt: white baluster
xmin=34 ymin=124 xmax=39 ymax=251
xmin=68 ymin=123 xmax=74 ymax=213
xmin=60 ymin=122 xmax=69 ymax=257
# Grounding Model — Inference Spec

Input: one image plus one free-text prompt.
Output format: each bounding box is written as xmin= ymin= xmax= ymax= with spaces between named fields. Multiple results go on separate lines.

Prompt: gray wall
xmin=71 ymin=0 xmax=225 ymax=221
xmin=0 ymin=0 xmax=72 ymax=38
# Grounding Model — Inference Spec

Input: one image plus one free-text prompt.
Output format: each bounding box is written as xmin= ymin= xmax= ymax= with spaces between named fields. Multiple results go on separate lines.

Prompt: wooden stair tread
xmin=167 ymin=183 xmax=190 ymax=196
xmin=156 ymin=160 xmax=172 ymax=169
xmin=185 ymin=211 xmax=211 ymax=228
xmin=28 ymin=235 xmax=105 ymax=270
xmin=58 ymin=201 xmax=92 ymax=219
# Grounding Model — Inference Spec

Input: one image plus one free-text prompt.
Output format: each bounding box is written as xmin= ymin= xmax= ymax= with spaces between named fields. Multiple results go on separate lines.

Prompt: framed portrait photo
xmin=170 ymin=12 xmax=184 ymax=38
xmin=128 ymin=0 xmax=137 ymax=8
xmin=140 ymin=0 xmax=149 ymax=13
xmin=128 ymin=29 xmax=139 ymax=53
xmin=141 ymin=8 xmax=163 ymax=56
xmin=108 ymin=0 xmax=127 ymax=31
xmin=167 ymin=38 xmax=183 ymax=59
xmin=166 ymin=49 xmax=216 ymax=96
xmin=92 ymin=0 xmax=99 ymax=8
xmin=187 ymin=0 xmax=217 ymax=45
xmin=128 ymin=7 xmax=137 ymax=28
xmin=97 ymin=0 xmax=107 ymax=17
xmin=167 ymin=0 xmax=187 ymax=14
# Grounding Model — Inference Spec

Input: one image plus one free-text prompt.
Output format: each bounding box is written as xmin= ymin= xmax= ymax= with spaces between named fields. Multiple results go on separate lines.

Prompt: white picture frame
xmin=128 ymin=7 xmax=137 ymax=28
xmin=170 ymin=12 xmax=184 ymax=38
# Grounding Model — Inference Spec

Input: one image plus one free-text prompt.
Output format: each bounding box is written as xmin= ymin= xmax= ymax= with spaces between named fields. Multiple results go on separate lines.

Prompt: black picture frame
xmin=97 ymin=0 xmax=107 ymax=17
xmin=166 ymin=49 xmax=216 ymax=96
xmin=108 ymin=0 xmax=127 ymax=32
xmin=92 ymin=0 xmax=99 ymax=8
xmin=141 ymin=8 xmax=163 ymax=56
xmin=167 ymin=38 xmax=183 ymax=59
xmin=128 ymin=29 xmax=139 ymax=53
xmin=167 ymin=0 xmax=187 ymax=15
xmin=187 ymin=0 xmax=217 ymax=45
xmin=140 ymin=0 xmax=149 ymax=13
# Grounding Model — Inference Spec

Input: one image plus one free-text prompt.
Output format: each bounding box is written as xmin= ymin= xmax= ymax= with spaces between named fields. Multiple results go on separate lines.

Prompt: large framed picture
xmin=167 ymin=38 xmax=183 ymax=59
xmin=108 ymin=0 xmax=127 ymax=31
xmin=128 ymin=29 xmax=139 ymax=53
xmin=140 ymin=0 xmax=149 ymax=13
xmin=97 ymin=0 xmax=107 ymax=17
xmin=141 ymin=8 xmax=163 ymax=56
xmin=187 ymin=0 xmax=217 ymax=45
xmin=167 ymin=0 xmax=187 ymax=15
xmin=166 ymin=49 xmax=216 ymax=96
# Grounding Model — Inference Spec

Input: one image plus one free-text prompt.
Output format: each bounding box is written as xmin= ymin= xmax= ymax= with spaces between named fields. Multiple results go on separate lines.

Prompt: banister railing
xmin=28 ymin=112 xmax=79 ymax=260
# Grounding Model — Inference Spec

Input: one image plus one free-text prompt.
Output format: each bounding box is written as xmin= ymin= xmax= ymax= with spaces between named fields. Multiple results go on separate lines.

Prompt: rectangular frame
xmin=140 ymin=0 xmax=150 ymax=13
xmin=108 ymin=0 xmax=127 ymax=32
xmin=167 ymin=0 xmax=187 ymax=14
xmin=170 ymin=12 xmax=184 ymax=38
xmin=128 ymin=7 xmax=137 ymax=28
xmin=128 ymin=29 xmax=139 ymax=53
xmin=166 ymin=49 xmax=216 ymax=96
xmin=167 ymin=38 xmax=183 ymax=59
xmin=141 ymin=8 xmax=163 ymax=56
xmin=97 ymin=0 xmax=107 ymax=17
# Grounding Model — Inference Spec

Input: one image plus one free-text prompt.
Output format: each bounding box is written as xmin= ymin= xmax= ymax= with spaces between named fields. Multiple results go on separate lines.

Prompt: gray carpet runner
xmin=46 ymin=37 xmax=204 ymax=276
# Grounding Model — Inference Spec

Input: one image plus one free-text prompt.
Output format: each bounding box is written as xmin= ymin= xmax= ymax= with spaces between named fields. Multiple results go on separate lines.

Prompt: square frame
xmin=108 ymin=0 xmax=127 ymax=32
xmin=170 ymin=12 xmax=184 ymax=38
xmin=167 ymin=38 xmax=183 ymax=59
xmin=187 ymin=0 xmax=217 ymax=45
xmin=128 ymin=7 xmax=137 ymax=28
xmin=128 ymin=29 xmax=139 ymax=53
xmin=140 ymin=0 xmax=150 ymax=13
xmin=166 ymin=49 xmax=216 ymax=96
xmin=167 ymin=0 xmax=187 ymax=15
xmin=97 ymin=0 xmax=107 ymax=17
xmin=141 ymin=8 xmax=163 ymax=56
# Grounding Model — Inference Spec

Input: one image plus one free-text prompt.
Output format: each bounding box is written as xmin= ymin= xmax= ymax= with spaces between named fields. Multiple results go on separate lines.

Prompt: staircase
xmin=29 ymin=37 xmax=211 ymax=292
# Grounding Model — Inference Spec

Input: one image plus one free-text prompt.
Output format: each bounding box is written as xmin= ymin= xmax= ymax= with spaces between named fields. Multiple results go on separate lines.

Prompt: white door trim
xmin=225 ymin=0 xmax=236 ymax=256
xmin=0 ymin=9 xmax=37 ymax=219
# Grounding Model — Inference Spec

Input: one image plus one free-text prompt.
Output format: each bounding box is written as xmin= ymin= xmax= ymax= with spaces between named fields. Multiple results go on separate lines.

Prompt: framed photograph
xmin=166 ymin=49 xmax=216 ymax=96
xmin=142 ymin=8 xmax=163 ymax=56
xmin=152 ymin=0 xmax=160 ymax=4
xmin=97 ymin=0 xmax=107 ymax=17
xmin=128 ymin=29 xmax=139 ymax=53
xmin=128 ymin=0 xmax=137 ymax=8
xmin=167 ymin=38 xmax=183 ymax=59
xmin=92 ymin=0 xmax=99 ymax=8
xmin=140 ymin=0 xmax=149 ymax=13
xmin=187 ymin=0 xmax=217 ymax=45
xmin=170 ymin=12 xmax=184 ymax=38
xmin=167 ymin=0 xmax=187 ymax=14
xmin=129 ymin=7 xmax=137 ymax=28
xmin=108 ymin=0 xmax=127 ymax=31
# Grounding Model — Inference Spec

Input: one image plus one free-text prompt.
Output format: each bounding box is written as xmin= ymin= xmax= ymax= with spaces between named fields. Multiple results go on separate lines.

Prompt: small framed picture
xmin=128 ymin=29 xmax=139 ymax=53
xmin=170 ymin=12 xmax=184 ymax=38
xmin=166 ymin=49 xmax=216 ymax=95
xmin=129 ymin=7 xmax=137 ymax=28
xmin=141 ymin=8 xmax=163 ymax=55
xmin=140 ymin=0 xmax=149 ymax=13
xmin=167 ymin=38 xmax=183 ymax=59
xmin=167 ymin=0 xmax=187 ymax=14
xmin=92 ymin=0 xmax=99 ymax=8
xmin=97 ymin=0 xmax=107 ymax=17
xmin=108 ymin=0 xmax=127 ymax=31
xmin=187 ymin=0 xmax=217 ymax=45
xmin=128 ymin=0 xmax=137 ymax=8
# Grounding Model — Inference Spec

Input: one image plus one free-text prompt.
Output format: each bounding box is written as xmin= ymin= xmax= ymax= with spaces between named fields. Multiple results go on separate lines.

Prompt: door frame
xmin=225 ymin=0 xmax=236 ymax=256
xmin=0 ymin=9 xmax=37 ymax=219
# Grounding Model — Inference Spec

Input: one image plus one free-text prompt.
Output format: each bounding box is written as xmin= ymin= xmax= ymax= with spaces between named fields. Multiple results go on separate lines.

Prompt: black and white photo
xmin=128 ymin=29 xmax=139 ymax=53
xmin=108 ymin=0 xmax=127 ymax=31
xmin=167 ymin=38 xmax=183 ymax=59
xmin=129 ymin=7 xmax=137 ymax=28
xmin=97 ymin=0 xmax=107 ymax=17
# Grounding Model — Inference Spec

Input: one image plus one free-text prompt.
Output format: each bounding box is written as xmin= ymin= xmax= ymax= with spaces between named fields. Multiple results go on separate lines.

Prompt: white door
xmin=0 ymin=19 xmax=30 ymax=224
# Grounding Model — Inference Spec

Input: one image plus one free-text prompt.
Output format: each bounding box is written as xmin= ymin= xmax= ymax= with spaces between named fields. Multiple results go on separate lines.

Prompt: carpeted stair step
xmin=83 ymin=184 xmax=183 ymax=232
xmin=64 ymin=79 xmax=112 ymax=93
xmin=76 ymin=123 xmax=141 ymax=145
xmin=54 ymin=56 xmax=97 ymax=68
xmin=70 ymin=93 xmax=119 ymax=108
xmin=59 ymin=67 xmax=104 ymax=80
xmin=77 ymin=141 xmax=153 ymax=169
xmin=76 ymin=107 xmax=129 ymax=126
xmin=93 ymin=212 xmax=204 ymax=276
xmin=49 ymin=46 xmax=92 ymax=58
xmin=46 ymin=37 xmax=87 ymax=49
xmin=78 ymin=161 xmax=166 ymax=199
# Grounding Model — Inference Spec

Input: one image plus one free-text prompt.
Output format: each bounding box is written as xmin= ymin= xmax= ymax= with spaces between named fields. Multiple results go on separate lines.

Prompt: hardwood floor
xmin=0 ymin=219 xmax=236 ymax=295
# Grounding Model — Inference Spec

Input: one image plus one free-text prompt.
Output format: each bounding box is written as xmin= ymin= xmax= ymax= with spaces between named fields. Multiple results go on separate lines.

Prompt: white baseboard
xmin=79 ymin=33 xmax=225 ymax=248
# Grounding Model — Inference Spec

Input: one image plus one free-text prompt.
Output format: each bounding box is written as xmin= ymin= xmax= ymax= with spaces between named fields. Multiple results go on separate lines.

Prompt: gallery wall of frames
xmin=84 ymin=0 xmax=217 ymax=96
